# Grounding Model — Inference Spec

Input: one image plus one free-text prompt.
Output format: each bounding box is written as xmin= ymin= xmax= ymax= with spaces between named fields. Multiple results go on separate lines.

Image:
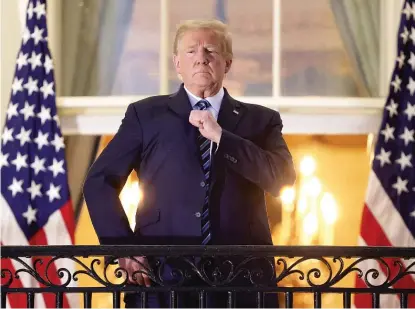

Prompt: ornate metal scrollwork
xmin=2 ymin=247 xmax=415 ymax=291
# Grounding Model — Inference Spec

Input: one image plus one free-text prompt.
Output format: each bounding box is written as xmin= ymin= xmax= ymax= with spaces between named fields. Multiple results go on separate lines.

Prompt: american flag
xmin=1 ymin=0 xmax=77 ymax=307
xmin=355 ymin=0 xmax=415 ymax=307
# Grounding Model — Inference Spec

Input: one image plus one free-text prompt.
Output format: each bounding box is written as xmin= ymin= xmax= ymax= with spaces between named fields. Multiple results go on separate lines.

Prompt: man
xmin=83 ymin=19 xmax=296 ymax=307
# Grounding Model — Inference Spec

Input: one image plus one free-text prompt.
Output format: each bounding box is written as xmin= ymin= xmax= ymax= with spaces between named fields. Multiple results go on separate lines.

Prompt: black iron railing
xmin=1 ymin=245 xmax=415 ymax=308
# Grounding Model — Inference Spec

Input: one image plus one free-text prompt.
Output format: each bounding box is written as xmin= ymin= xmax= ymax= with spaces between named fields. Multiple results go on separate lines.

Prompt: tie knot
xmin=195 ymin=99 xmax=211 ymax=110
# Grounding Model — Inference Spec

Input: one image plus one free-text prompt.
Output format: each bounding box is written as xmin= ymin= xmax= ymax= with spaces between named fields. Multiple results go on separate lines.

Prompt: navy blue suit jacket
xmin=83 ymin=84 xmax=296 ymax=246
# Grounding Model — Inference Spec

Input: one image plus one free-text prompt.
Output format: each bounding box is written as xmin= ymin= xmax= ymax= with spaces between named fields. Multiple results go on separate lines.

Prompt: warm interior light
xmin=300 ymin=155 xmax=316 ymax=177
xmin=298 ymin=196 xmax=308 ymax=214
xmin=280 ymin=186 xmax=295 ymax=212
xmin=119 ymin=180 xmax=141 ymax=230
xmin=303 ymin=213 xmax=318 ymax=236
xmin=320 ymin=192 xmax=337 ymax=225
xmin=306 ymin=177 xmax=322 ymax=197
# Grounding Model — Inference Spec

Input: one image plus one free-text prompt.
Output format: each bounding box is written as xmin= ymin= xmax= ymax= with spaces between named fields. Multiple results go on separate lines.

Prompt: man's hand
xmin=118 ymin=256 xmax=151 ymax=287
xmin=189 ymin=110 xmax=222 ymax=144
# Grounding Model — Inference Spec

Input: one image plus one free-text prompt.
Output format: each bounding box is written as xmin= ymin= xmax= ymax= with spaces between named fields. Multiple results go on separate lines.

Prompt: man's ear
xmin=225 ymin=59 xmax=232 ymax=74
xmin=173 ymin=54 xmax=180 ymax=73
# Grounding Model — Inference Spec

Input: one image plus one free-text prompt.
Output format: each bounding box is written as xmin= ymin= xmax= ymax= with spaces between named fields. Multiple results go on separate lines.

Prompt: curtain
xmin=330 ymin=0 xmax=380 ymax=97
xmin=62 ymin=0 xmax=135 ymax=220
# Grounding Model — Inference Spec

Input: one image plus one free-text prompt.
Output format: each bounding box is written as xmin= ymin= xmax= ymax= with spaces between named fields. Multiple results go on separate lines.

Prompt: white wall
xmin=0 ymin=1 xmax=22 ymax=130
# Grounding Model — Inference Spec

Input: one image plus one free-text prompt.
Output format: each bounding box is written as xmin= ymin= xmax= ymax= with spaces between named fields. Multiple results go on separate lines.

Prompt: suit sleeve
xmin=215 ymin=111 xmax=296 ymax=196
xmin=83 ymin=103 xmax=142 ymax=245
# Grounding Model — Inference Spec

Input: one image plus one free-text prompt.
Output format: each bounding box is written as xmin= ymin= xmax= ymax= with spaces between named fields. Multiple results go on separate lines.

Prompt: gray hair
xmin=173 ymin=19 xmax=233 ymax=60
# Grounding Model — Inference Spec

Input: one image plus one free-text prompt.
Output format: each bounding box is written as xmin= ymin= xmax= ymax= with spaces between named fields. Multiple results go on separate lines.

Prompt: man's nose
xmin=195 ymin=49 xmax=209 ymax=64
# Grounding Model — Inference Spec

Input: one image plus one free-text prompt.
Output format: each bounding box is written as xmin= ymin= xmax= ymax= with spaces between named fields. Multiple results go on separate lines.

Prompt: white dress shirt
xmin=184 ymin=86 xmax=224 ymax=120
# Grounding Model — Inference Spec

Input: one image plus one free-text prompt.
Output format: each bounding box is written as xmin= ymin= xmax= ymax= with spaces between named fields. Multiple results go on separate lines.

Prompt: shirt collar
xmin=184 ymin=86 xmax=224 ymax=113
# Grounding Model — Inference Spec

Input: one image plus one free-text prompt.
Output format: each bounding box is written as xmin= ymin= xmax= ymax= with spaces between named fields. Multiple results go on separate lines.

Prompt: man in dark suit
xmin=83 ymin=19 xmax=296 ymax=307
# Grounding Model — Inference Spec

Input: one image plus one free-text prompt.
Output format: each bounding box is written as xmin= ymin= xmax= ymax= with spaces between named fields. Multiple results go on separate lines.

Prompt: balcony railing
xmin=1 ymin=245 xmax=414 ymax=308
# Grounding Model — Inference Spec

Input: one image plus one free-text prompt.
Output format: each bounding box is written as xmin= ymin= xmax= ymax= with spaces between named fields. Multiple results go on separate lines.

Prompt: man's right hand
xmin=118 ymin=256 xmax=152 ymax=287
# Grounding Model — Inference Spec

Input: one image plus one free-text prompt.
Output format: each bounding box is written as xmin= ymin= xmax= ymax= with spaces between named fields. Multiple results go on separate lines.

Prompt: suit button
xmin=195 ymin=212 xmax=201 ymax=218
xmin=200 ymin=181 xmax=206 ymax=187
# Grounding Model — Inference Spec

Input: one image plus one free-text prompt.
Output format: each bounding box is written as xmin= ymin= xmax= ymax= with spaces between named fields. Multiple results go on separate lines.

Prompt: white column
xmin=379 ymin=0 xmax=403 ymax=97
xmin=159 ymin=0 xmax=169 ymax=94
xmin=1 ymin=1 xmax=24 ymax=130
xmin=272 ymin=0 xmax=281 ymax=99
xmin=18 ymin=0 xmax=29 ymax=30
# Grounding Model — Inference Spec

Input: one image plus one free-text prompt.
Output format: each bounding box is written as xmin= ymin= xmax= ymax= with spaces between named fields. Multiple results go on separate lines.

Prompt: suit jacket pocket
xmin=136 ymin=208 xmax=161 ymax=230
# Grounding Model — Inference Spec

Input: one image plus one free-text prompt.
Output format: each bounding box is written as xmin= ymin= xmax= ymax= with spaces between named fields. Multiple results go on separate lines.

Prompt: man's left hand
xmin=189 ymin=110 xmax=222 ymax=144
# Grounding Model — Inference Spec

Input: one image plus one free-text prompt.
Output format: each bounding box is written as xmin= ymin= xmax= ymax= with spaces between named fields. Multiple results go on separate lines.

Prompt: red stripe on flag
xmin=354 ymin=277 xmax=373 ymax=308
xmin=360 ymin=204 xmax=415 ymax=307
xmin=360 ymin=204 xmax=392 ymax=246
xmin=60 ymin=201 xmax=75 ymax=244
xmin=29 ymin=228 xmax=71 ymax=308
xmin=1 ymin=251 xmax=26 ymax=308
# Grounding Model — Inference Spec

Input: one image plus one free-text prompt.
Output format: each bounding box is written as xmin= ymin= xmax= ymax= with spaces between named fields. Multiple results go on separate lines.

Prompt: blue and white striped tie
xmin=194 ymin=99 xmax=212 ymax=245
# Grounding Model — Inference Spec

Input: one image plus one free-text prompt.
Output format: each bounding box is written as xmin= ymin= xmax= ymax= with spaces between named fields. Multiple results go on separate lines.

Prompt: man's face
xmin=173 ymin=29 xmax=232 ymax=90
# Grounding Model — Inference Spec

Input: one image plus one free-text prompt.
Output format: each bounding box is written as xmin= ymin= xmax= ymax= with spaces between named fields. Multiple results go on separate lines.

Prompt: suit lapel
xmin=167 ymin=84 xmax=201 ymax=167
xmin=167 ymin=84 xmax=193 ymax=118
xmin=217 ymin=88 xmax=244 ymax=134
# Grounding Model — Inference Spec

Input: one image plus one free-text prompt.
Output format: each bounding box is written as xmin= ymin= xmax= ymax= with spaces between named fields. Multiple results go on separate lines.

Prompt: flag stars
xmin=6 ymin=102 xmax=19 ymax=120
xmin=27 ymin=181 xmax=42 ymax=200
xmin=381 ymin=123 xmax=395 ymax=142
xmin=22 ymin=27 xmax=31 ymax=44
xmin=396 ymin=51 xmax=405 ymax=69
xmin=44 ymin=55 xmax=53 ymax=74
xmin=391 ymin=75 xmax=402 ymax=93
xmin=20 ymin=102 xmax=35 ymax=121
xmin=16 ymin=52 xmax=28 ymax=70
xmin=15 ymin=127 xmax=32 ymax=147
xmin=408 ymin=52 xmax=415 ymax=71
xmin=33 ymin=1 xmax=46 ymax=20
xmin=46 ymin=183 xmax=61 ymax=202
xmin=392 ymin=177 xmax=409 ymax=196
xmin=48 ymin=158 xmax=65 ymax=177
xmin=27 ymin=1 xmax=34 ymax=20
xmin=385 ymin=100 xmax=398 ymax=118
xmin=24 ymin=77 xmax=39 ymax=96
xmin=22 ymin=205 xmax=38 ymax=225
xmin=408 ymin=77 xmax=415 ymax=95
xmin=404 ymin=102 xmax=415 ymax=121
xmin=37 ymin=106 xmax=51 ymax=124
xmin=375 ymin=148 xmax=391 ymax=167
xmin=395 ymin=152 xmax=412 ymax=171
xmin=403 ymin=2 xmax=413 ymax=20
xmin=11 ymin=152 xmax=28 ymax=172
xmin=28 ymin=52 xmax=42 ymax=71
xmin=34 ymin=131 xmax=49 ymax=150
xmin=31 ymin=26 xmax=44 ymax=45
xmin=401 ymin=26 xmax=409 ymax=44
xmin=11 ymin=77 xmax=24 ymax=95
xmin=409 ymin=27 xmax=415 ymax=45
xmin=51 ymin=134 xmax=65 ymax=152
xmin=40 ymin=80 xmax=54 ymax=99
xmin=0 ymin=152 xmax=9 ymax=169
xmin=30 ymin=156 xmax=46 ymax=175
xmin=399 ymin=127 xmax=414 ymax=146
xmin=2 ymin=127 xmax=14 ymax=145
xmin=8 ymin=178 xmax=24 ymax=197
xmin=53 ymin=115 xmax=60 ymax=126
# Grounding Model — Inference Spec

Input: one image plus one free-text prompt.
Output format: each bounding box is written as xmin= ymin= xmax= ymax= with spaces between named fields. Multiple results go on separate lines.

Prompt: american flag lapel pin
xmin=233 ymin=109 xmax=239 ymax=115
